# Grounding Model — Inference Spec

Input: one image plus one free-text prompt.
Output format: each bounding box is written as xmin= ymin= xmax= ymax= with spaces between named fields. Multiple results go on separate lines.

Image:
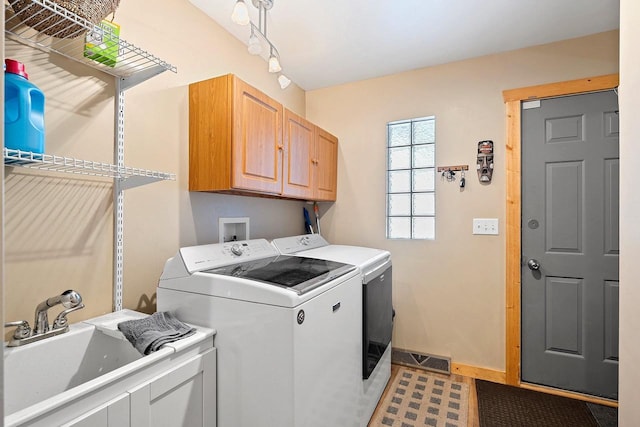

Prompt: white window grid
xmin=386 ymin=116 xmax=436 ymax=240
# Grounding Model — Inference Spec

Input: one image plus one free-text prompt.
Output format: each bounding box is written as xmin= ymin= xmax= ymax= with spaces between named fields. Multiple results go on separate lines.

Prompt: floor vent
xmin=391 ymin=347 xmax=451 ymax=375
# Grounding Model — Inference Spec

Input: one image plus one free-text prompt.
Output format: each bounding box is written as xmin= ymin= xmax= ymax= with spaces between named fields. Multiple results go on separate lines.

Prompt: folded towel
xmin=117 ymin=311 xmax=196 ymax=355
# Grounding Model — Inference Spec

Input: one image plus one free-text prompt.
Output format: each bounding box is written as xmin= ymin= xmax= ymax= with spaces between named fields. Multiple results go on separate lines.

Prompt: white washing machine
xmin=271 ymin=234 xmax=393 ymax=425
xmin=157 ymin=239 xmax=363 ymax=427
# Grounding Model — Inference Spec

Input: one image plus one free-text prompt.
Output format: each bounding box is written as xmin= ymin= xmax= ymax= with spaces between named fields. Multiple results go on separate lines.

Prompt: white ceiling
xmin=190 ymin=0 xmax=620 ymax=91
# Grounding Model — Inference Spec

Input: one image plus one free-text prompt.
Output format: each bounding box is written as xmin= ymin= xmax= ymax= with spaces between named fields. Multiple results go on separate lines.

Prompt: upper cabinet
xmin=314 ymin=126 xmax=338 ymax=201
xmin=189 ymin=74 xmax=337 ymax=202
xmin=283 ymin=109 xmax=337 ymax=201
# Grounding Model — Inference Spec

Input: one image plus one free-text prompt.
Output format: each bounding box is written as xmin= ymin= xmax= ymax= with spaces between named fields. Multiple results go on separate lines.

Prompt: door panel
xmin=604 ymin=280 xmax=619 ymax=361
xmin=545 ymin=276 xmax=583 ymax=355
xmin=232 ymin=78 xmax=283 ymax=193
xmin=604 ymin=159 xmax=620 ymax=254
xmin=282 ymin=109 xmax=315 ymax=199
xmin=521 ymin=90 xmax=619 ymax=399
xmin=545 ymin=115 xmax=583 ymax=143
xmin=545 ymin=161 xmax=583 ymax=253
xmin=315 ymin=128 xmax=338 ymax=201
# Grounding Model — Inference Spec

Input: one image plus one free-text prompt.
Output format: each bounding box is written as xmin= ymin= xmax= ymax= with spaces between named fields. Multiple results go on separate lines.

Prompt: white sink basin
xmin=4 ymin=321 xmax=144 ymax=416
xmin=3 ymin=310 xmax=214 ymax=427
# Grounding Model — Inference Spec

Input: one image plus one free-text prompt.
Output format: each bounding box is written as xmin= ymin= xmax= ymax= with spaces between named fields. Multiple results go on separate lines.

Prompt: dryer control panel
xmin=271 ymin=234 xmax=329 ymax=254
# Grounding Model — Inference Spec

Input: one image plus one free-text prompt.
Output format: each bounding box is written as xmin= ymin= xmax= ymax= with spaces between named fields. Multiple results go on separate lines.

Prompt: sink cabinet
xmin=189 ymin=74 xmax=338 ymax=201
xmin=35 ymin=349 xmax=216 ymax=427
xmin=63 ymin=394 xmax=130 ymax=427
xmin=129 ymin=349 xmax=216 ymax=427
xmin=31 ymin=348 xmax=216 ymax=427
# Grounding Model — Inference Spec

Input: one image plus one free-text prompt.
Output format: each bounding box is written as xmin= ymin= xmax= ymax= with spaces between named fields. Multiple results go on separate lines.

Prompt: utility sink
xmin=2 ymin=309 xmax=212 ymax=427
xmin=4 ymin=321 xmax=145 ymax=415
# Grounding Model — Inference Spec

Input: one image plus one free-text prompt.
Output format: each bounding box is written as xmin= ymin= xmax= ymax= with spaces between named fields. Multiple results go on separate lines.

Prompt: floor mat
xmin=369 ymin=367 xmax=468 ymax=427
xmin=587 ymin=402 xmax=618 ymax=427
xmin=476 ymin=380 xmax=617 ymax=427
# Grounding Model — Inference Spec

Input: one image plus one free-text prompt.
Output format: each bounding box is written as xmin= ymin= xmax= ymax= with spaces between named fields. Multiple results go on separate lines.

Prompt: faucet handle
xmin=52 ymin=303 xmax=85 ymax=330
xmin=4 ymin=320 xmax=32 ymax=339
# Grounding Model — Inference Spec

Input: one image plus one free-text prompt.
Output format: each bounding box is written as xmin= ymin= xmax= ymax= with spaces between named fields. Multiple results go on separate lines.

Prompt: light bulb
xmin=268 ymin=54 xmax=281 ymax=73
xmin=231 ymin=0 xmax=250 ymax=25
xmin=248 ymin=33 xmax=262 ymax=55
xmin=278 ymin=74 xmax=291 ymax=89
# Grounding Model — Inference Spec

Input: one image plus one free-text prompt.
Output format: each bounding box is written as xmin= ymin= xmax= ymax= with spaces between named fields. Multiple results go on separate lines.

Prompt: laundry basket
xmin=9 ymin=0 xmax=120 ymax=38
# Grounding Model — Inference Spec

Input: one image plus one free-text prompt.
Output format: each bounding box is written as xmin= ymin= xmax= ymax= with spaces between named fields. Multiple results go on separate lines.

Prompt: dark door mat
xmin=476 ymin=380 xmax=617 ymax=427
xmin=587 ymin=402 xmax=618 ymax=427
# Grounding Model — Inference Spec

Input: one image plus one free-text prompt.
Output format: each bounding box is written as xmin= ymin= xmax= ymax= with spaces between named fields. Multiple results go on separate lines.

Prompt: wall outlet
xmin=473 ymin=218 xmax=499 ymax=235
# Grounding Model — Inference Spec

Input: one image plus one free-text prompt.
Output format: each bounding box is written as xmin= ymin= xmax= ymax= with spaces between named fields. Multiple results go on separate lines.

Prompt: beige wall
xmin=4 ymin=0 xmax=307 ymax=329
xmin=618 ymin=0 xmax=638 ymax=424
xmin=306 ymin=31 xmax=619 ymax=371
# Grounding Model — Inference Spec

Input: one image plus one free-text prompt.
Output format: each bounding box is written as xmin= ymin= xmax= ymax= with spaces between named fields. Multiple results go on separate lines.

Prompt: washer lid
xmin=204 ymin=255 xmax=356 ymax=295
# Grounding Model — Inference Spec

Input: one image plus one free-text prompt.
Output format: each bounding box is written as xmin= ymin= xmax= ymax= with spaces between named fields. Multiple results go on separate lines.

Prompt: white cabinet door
xmin=129 ymin=348 xmax=216 ymax=427
xmin=61 ymin=393 xmax=130 ymax=427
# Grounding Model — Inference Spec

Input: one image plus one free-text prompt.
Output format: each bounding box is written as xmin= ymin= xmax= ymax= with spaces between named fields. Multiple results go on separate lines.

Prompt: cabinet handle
xmin=278 ymin=145 xmax=284 ymax=151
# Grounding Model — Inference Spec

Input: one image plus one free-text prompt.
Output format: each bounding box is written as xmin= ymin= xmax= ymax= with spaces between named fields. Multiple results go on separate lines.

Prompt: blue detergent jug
xmin=4 ymin=59 xmax=45 ymax=154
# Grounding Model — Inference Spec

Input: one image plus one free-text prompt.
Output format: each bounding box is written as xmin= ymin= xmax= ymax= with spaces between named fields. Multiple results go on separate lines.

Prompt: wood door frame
xmin=502 ymin=74 xmax=619 ymax=392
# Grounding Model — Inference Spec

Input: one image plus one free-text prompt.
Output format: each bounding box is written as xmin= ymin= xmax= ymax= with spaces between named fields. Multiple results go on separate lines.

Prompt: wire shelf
xmin=4 ymin=148 xmax=176 ymax=184
xmin=4 ymin=0 xmax=177 ymax=83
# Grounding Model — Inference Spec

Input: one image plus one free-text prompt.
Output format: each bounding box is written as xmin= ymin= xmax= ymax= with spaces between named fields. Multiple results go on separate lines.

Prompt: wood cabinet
xmin=282 ymin=109 xmax=338 ymax=201
xmin=189 ymin=74 xmax=337 ymax=201
xmin=314 ymin=126 xmax=339 ymax=201
xmin=190 ymin=74 xmax=283 ymax=195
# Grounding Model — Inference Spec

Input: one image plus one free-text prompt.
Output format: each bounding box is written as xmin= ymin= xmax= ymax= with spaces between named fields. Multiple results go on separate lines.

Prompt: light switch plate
xmin=473 ymin=218 xmax=499 ymax=235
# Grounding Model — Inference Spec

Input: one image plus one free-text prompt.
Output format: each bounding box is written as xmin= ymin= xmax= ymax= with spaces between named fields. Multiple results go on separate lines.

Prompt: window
xmin=386 ymin=116 xmax=436 ymax=239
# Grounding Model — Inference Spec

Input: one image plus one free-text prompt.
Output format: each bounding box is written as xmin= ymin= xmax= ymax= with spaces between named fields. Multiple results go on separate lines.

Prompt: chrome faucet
xmin=4 ymin=290 xmax=84 ymax=347
xmin=34 ymin=289 xmax=83 ymax=334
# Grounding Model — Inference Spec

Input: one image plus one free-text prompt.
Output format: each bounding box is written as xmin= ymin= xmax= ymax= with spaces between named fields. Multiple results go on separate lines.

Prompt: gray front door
xmin=521 ymin=90 xmax=619 ymax=399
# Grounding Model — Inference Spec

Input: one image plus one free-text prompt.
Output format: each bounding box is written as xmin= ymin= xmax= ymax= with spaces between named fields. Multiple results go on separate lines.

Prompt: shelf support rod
xmin=113 ymin=78 xmax=125 ymax=311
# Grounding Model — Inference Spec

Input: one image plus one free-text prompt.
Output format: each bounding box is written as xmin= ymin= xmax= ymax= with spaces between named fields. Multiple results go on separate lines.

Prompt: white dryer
xmin=271 ymin=234 xmax=393 ymax=424
xmin=157 ymin=239 xmax=363 ymax=427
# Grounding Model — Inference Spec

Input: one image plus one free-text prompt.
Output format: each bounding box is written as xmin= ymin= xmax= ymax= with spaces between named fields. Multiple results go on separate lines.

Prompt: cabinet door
xmin=282 ymin=109 xmax=315 ymax=199
xmin=129 ymin=349 xmax=216 ymax=427
xmin=232 ymin=77 xmax=283 ymax=194
xmin=315 ymin=127 xmax=338 ymax=201
xmin=61 ymin=393 xmax=130 ymax=427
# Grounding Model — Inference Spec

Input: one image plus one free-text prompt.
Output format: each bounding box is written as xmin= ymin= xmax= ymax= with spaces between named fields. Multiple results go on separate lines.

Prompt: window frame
xmin=385 ymin=116 xmax=436 ymax=240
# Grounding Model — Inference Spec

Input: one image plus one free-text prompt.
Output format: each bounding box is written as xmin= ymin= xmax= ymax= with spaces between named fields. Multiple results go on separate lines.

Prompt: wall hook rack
xmin=436 ymin=165 xmax=469 ymax=172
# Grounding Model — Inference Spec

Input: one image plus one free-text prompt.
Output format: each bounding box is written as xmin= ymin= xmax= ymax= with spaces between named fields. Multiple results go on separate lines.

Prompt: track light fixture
xmin=247 ymin=27 xmax=262 ymax=55
xmin=278 ymin=74 xmax=291 ymax=89
xmin=268 ymin=48 xmax=281 ymax=73
xmin=231 ymin=0 xmax=250 ymax=26
xmin=231 ymin=0 xmax=291 ymax=89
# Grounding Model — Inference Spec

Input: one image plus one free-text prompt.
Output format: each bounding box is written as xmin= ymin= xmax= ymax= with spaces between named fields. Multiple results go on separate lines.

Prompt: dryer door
xmin=363 ymin=265 xmax=393 ymax=379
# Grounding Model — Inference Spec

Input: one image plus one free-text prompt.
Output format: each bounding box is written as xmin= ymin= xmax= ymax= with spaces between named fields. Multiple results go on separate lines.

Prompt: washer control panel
xmin=180 ymin=239 xmax=278 ymax=273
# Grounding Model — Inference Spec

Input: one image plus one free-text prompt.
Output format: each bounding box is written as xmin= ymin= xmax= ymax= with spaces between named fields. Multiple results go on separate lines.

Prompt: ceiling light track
xmin=231 ymin=0 xmax=290 ymax=89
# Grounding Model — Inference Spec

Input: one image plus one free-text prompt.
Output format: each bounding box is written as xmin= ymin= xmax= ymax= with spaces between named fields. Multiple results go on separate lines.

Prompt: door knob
xmin=527 ymin=259 xmax=540 ymax=271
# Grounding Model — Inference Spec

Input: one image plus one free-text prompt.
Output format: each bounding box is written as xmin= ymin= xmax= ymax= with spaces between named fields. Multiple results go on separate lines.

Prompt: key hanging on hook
xmin=460 ymin=170 xmax=466 ymax=188
xmin=442 ymin=169 xmax=455 ymax=182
